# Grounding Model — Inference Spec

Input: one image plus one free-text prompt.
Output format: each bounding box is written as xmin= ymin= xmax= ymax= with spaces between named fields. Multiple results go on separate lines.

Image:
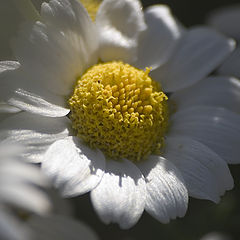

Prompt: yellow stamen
xmin=79 ymin=0 xmax=102 ymax=21
xmin=69 ymin=61 xmax=169 ymax=162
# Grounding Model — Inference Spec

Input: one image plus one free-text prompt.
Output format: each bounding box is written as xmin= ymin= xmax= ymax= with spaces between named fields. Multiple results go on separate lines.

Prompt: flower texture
xmin=208 ymin=4 xmax=240 ymax=79
xmin=0 ymin=0 xmax=239 ymax=229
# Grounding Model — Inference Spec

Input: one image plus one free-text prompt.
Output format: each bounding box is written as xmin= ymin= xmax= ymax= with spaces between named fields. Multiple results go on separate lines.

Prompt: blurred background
xmin=1 ymin=0 xmax=240 ymax=239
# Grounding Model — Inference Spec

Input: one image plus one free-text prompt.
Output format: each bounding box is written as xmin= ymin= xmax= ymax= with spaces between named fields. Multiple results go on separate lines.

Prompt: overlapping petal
xmin=164 ymin=136 xmax=233 ymax=202
xmin=91 ymin=159 xmax=146 ymax=229
xmin=96 ymin=0 xmax=146 ymax=63
xmin=42 ymin=137 xmax=105 ymax=197
xmin=138 ymin=156 xmax=188 ymax=223
xmin=0 ymin=112 xmax=71 ymax=163
xmin=171 ymin=76 xmax=240 ymax=113
xmin=170 ymin=106 xmax=240 ymax=164
xmin=135 ymin=5 xmax=181 ymax=70
xmin=151 ymin=27 xmax=235 ymax=92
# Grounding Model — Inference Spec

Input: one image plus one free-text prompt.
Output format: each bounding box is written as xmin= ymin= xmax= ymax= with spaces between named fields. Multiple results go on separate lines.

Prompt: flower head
xmin=0 ymin=0 xmax=239 ymax=229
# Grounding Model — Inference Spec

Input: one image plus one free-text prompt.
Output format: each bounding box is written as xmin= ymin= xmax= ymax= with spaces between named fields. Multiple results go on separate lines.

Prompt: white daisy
xmin=208 ymin=4 xmax=240 ymax=78
xmin=0 ymin=0 xmax=239 ymax=229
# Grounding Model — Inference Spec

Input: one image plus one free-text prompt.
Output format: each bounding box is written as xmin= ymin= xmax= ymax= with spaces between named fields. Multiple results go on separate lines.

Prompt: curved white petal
xmin=135 ymin=5 xmax=181 ymax=70
xmin=0 ymin=61 xmax=20 ymax=72
xmin=164 ymin=136 xmax=233 ymax=203
xmin=171 ymin=106 xmax=240 ymax=164
xmin=0 ymin=103 xmax=20 ymax=114
xmin=208 ymin=5 xmax=240 ymax=39
xmin=151 ymin=27 xmax=235 ymax=92
xmin=13 ymin=0 xmax=98 ymax=97
xmin=0 ymin=62 xmax=70 ymax=117
xmin=28 ymin=215 xmax=99 ymax=240
xmin=171 ymin=76 xmax=240 ymax=113
xmin=0 ymin=183 xmax=52 ymax=214
xmin=138 ymin=156 xmax=188 ymax=223
xmin=96 ymin=0 xmax=146 ymax=63
xmin=42 ymin=136 xmax=105 ymax=197
xmin=8 ymin=89 xmax=70 ymax=117
xmin=90 ymin=159 xmax=146 ymax=229
xmin=0 ymin=112 xmax=71 ymax=163
xmin=218 ymin=47 xmax=240 ymax=79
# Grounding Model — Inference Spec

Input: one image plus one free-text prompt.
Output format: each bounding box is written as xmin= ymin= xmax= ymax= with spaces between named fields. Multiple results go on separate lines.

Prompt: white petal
xmin=0 ymin=61 xmax=20 ymax=72
xmin=135 ymin=5 xmax=181 ymax=70
xmin=0 ymin=103 xmax=20 ymax=113
xmin=218 ymin=47 xmax=240 ymax=79
xmin=0 ymin=161 xmax=49 ymax=188
xmin=13 ymin=0 xmax=98 ymax=97
xmin=0 ymin=112 xmax=71 ymax=163
xmin=151 ymin=27 xmax=235 ymax=92
xmin=8 ymin=89 xmax=70 ymax=117
xmin=42 ymin=136 xmax=105 ymax=197
xmin=208 ymin=5 xmax=240 ymax=39
xmin=28 ymin=215 xmax=99 ymax=240
xmin=138 ymin=156 xmax=188 ymax=223
xmin=171 ymin=76 xmax=240 ymax=113
xmin=164 ymin=136 xmax=234 ymax=203
xmin=96 ymin=0 xmax=146 ymax=63
xmin=171 ymin=106 xmax=240 ymax=164
xmin=0 ymin=62 xmax=70 ymax=117
xmin=0 ymin=182 xmax=52 ymax=214
xmin=91 ymin=159 xmax=146 ymax=229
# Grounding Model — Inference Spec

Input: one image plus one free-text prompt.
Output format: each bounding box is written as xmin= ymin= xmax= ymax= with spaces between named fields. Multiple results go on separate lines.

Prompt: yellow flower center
xmin=79 ymin=0 xmax=102 ymax=21
xmin=68 ymin=61 xmax=169 ymax=162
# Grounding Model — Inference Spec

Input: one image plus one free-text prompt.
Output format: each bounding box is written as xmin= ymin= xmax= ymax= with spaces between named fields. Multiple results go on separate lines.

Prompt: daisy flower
xmin=0 ymin=0 xmax=239 ymax=229
xmin=208 ymin=4 xmax=240 ymax=78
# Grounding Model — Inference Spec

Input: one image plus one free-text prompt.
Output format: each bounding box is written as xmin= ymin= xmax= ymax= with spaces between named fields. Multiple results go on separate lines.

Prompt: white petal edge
xmin=207 ymin=4 xmax=240 ymax=39
xmin=42 ymin=136 xmax=105 ymax=197
xmin=96 ymin=0 xmax=146 ymax=63
xmin=151 ymin=27 xmax=235 ymax=92
xmin=218 ymin=47 xmax=240 ymax=79
xmin=135 ymin=5 xmax=181 ymax=70
xmin=164 ymin=135 xmax=234 ymax=203
xmin=170 ymin=76 xmax=240 ymax=113
xmin=8 ymin=89 xmax=70 ymax=117
xmin=0 ymin=112 xmax=71 ymax=163
xmin=91 ymin=158 xmax=146 ymax=229
xmin=138 ymin=156 xmax=188 ymax=223
xmin=170 ymin=106 xmax=240 ymax=164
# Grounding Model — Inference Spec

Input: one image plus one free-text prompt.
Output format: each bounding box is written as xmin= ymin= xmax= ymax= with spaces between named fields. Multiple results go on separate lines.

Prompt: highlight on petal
xmin=171 ymin=76 xmax=240 ymax=113
xmin=135 ymin=5 xmax=181 ymax=70
xmin=8 ymin=89 xmax=70 ymax=117
xmin=91 ymin=159 xmax=146 ymax=229
xmin=13 ymin=0 xmax=98 ymax=98
xmin=42 ymin=136 xmax=105 ymax=197
xmin=164 ymin=136 xmax=233 ymax=203
xmin=96 ymin=0 xmax=146 ymax=63
xmin=0 ymin=112 xmax=71 ymax=163
xmin=138 ymin=156 xmax=188 ymax=223
xmin=151 ymin=27 xmax=235 ymax=92
xmin=170 ymin=106 xmax=240 ymax=164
